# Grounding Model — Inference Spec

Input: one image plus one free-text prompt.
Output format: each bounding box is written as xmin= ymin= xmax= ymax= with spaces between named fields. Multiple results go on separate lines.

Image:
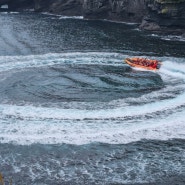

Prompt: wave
xmin=0 ymin=52 xmax=125 ymax=74
xmin=0 ymin=104 xmax=185 ymax=145
xmin=59 ymin=16 xmax=84 ymax=20
xmin=41 ymin=12 xmax=84 ymax=20
xmin=0 ymin=11 xmax=19 ymax=14
xmin=1 ymin=52 xmax=184 ymax=72
xmin=150 ymin=34 xmax=185 ymax=42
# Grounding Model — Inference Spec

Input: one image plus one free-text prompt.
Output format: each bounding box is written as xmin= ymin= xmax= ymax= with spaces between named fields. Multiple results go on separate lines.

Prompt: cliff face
xmin=0 ymin=0 xmax=34 ymax=10
xmin=0 ymin=0 xmax=83 ymax=15
xmin=140 ymin=0 xmax=185 ymax=31
xmin=83 ymin=0 xmax=148 ymax=23
xmin=0 ymin=0 xmax=185 ymax=33
xmin=83 ymin=0 xmax=185 ymax=30
xmin=34 ymin=0 xmax=83 ymax=16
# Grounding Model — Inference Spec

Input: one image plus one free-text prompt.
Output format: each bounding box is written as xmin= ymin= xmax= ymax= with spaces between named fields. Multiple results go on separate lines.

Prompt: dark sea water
xmin=0 ymin=12 xmax=185 ymax=185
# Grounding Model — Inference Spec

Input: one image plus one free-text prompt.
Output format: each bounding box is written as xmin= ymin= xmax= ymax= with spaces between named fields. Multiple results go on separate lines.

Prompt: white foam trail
xmin=0 ymin=53 xmax=185 ymax=145
xmin=0 ymin=87 xmax=184 ymax=120
xmin=0 ymin=52 xmax=124 ymax=72
xmin=0 ymin=108 xmax=184 ymax=145
xmin=160 ymin=60 xmax=185 ymax=80
xmin=1 ymin=56 xmax=185 ymax=120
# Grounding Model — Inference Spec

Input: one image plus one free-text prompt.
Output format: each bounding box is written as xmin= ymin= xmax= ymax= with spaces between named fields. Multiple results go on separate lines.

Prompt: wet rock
xmin=83 ymin=0 xmax=185 ymax=32
xmin=0 ymin=0 xmax=185 ymax=33
xmin=83 ymin=0 xmax=148 ymax=23
xmin=33 ymin=0 xmax=83 ymax=16
xmin=0 ymin=0 xmax=83 ymax=15
xmin=145 ymin=0 xmax=185 ymax=29
xmin=0 ymin=0 xmax=34 ymax=11
xmin=140 ymin=19 xmax=161 ymax=31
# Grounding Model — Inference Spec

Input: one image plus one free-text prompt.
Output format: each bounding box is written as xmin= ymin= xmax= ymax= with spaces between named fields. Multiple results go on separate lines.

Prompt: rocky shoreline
xmin=0 ymin=0 xmax=185 ymax=36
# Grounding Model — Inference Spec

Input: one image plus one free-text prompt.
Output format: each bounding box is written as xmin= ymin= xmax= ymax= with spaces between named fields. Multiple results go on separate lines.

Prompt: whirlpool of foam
xmin=0 ymin=52 xmax=185 ymax=145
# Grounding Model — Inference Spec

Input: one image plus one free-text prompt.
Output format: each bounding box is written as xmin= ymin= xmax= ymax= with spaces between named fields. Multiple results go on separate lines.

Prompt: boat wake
xmin=0 ymin=52 xmax=185 ymax=145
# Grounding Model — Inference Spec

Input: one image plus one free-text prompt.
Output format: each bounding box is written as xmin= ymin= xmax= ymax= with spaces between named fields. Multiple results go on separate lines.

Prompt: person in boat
xmin=140 ymin=58 xmax=149 ymax=66
xmin=135 ymin=58 xmax=139 ymax=65
xmin=150 ymin=60 xmax=158 ymax=68
xmin=126 ymin=57 xmax=161 ymax=69
xmin=132 ymin=58 xmax=158 ymax=68
xmin=150 ymin=62 xmax=155 ymax=68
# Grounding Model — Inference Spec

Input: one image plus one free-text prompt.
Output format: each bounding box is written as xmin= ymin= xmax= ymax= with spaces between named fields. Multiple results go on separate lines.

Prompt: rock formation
xmin=0 ymin=0 xmax=83 ymax=15
xmin=140 ymin=0 xmax=185 ymax=31
xmin=0 ymin=0 xmax=185 ymax=34
xmin=83 ymin=0 xmax=148 ymax=23
xmin=33 ymin=0 xmax=83 ymax=16
xmin=0 ymin=0 xmax=34 ymax=11
xmin=83 ymin=0 xmax=185 ymax=32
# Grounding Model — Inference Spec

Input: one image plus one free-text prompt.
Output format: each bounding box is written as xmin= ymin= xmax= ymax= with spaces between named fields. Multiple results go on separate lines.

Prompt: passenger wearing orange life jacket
xmin=125 ymin=57 xmax=161 ymax=70
xmin=131 ymin=58 xmax=159 ymax=69
xmin=151 ymin=61 xmax=157 ymax=68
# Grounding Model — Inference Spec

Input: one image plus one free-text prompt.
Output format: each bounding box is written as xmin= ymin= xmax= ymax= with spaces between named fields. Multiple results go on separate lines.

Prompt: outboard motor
xmin=156 ymin=63 xmax=161 ymax=69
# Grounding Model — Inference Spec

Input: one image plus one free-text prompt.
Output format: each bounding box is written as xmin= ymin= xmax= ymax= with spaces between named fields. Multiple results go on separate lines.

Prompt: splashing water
xmin=0 ymin=52 xmax=184 ymax=145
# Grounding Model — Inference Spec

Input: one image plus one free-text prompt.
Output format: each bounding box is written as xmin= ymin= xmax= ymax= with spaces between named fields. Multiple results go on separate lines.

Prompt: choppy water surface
xmin=0 ymin=12 xmax=185 ymax=185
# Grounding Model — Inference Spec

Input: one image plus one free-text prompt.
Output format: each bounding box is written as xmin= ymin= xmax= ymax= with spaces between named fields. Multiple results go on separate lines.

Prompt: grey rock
xmin=83 ymin=0 xmax=148 ymax=23
xmin=0 ymin=0 xmax=185 ymax=32
xmin=140 ymin=19 xmax=161 ymax=31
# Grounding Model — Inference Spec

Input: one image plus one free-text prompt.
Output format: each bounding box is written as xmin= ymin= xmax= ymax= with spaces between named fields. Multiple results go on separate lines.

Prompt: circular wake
xmin=0 ymin=52 xmax=185 ymax=145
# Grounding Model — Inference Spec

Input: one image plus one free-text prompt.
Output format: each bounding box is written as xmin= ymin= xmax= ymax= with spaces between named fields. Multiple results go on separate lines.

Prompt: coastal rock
xmin=83 ymin=0 xmax=148 ymax=23
xmin=83 ymin=0 xmax=185 ymax=32
xmin=0 ymin=0 xmax=34 ymax=11
xmin=140 ymin=19 xmax=161 ymax=31
xmin=145 ymin=0 xmax=185 ymax=28
xmin=0 ymin=0 xmax=185 ymax=33
xmin=34 ymin=0 xmax=83 ymax=16
xmin=0 ymin=0 xmax=83 ymax=15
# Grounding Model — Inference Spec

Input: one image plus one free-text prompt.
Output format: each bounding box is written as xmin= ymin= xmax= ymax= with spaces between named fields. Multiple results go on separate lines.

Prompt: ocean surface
xmin=0 ymin=12 xmax=185 ymax=185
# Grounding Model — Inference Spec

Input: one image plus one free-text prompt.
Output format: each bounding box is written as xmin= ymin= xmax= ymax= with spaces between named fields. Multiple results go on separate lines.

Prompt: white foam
xmin=160 ymin=60 xmax=185 ymax=80
xmin=0 ymin=107 xmax=184 ymax=145
xmin=162 ymin=35 xmax=185 ymax=42
xmin=148 ymin=33 xmax=185 ymax=42
xmin=59 ymin=16 xmax=83 ymax=20
xmin=9 ymin=12 xmax=19 ymax=14
xmin=41 ymin=12 xmax=84 ymax=20
xmin=101 ymin=19 xmax=138 ymax=25
xmin=0 ymin=53 xmax=185 ymax=145
xmin=0 ymin=52 xmax=125 ymax=72
xmin=0 ymin=85 xmax=185 ymax=120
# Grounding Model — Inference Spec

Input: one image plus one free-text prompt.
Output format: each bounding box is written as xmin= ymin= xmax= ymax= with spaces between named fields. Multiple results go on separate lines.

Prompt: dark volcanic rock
xmin=144 ymin=0 xmax=185 ymax=29
xmin=0 ymin=0 xmax=34 ymax=11
xmin=140 ymin=19 xmax=161 ymax=31
xmin=0 ymin=0 xmax=185 ymax=33
xmin=83 ymin=0 xmax=185 ymax=32
xmin=83 ymin=0 xmax=148 ymax=23
xmin=34 ymin=0 xmax=83 ymax=16
xmin=83 ymin=0 xmax=110 ymax=20
xmin=0 ymin=0 xmax=83 ymax=15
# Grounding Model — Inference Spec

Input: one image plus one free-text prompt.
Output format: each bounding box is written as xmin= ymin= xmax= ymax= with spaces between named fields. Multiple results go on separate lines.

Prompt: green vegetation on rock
xmin=156 ymin=0 xmax=185 ymax=3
